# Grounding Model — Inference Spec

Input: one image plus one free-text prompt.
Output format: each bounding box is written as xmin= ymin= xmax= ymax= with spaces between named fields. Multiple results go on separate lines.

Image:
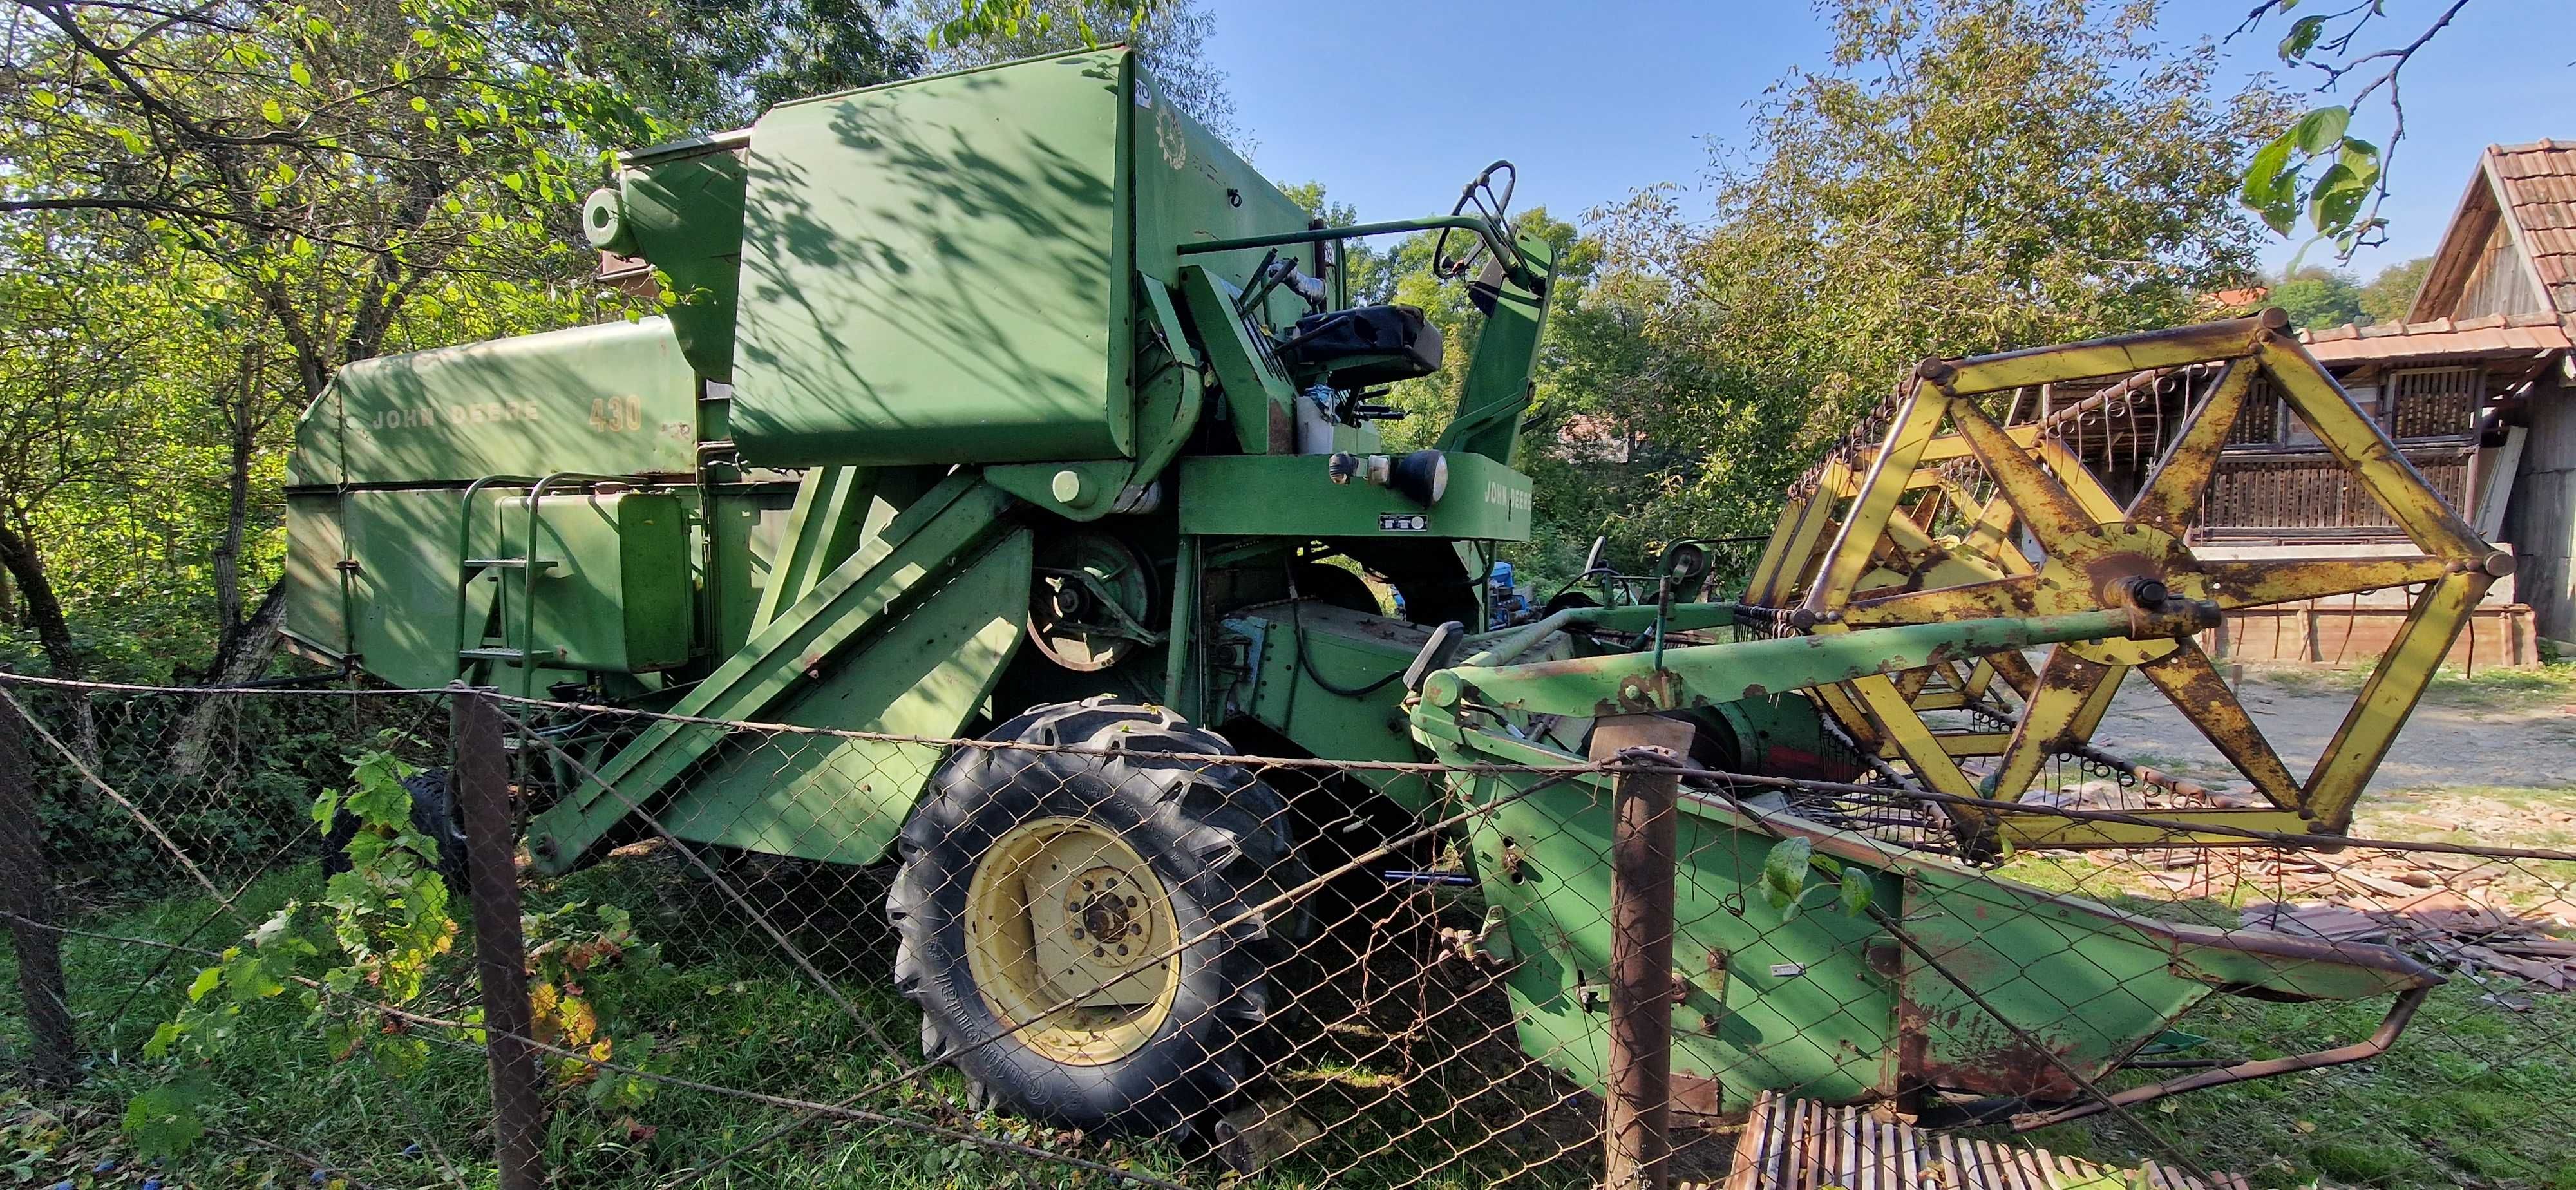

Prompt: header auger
xmin=281 ymin=48 xmax=2479 ymax=1150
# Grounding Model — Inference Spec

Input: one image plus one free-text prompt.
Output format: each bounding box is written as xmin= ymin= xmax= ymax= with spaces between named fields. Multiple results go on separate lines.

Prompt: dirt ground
xmin=2087 ymin=662 xmax=2576 ymax=797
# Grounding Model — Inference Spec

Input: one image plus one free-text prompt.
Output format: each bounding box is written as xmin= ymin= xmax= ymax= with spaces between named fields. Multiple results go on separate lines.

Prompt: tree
xmin=0 ymin=0 xmax=660 ymax=728
xmin=2272 ymin=267 xmax=2365 ymax=330
xmin=2359 ymin=255 xmax=2432 ymax=324
xmin=533 ymin=0 xmax=922 ymax=129
xmin=1553 ymin=0 xmax=2273 ymax=583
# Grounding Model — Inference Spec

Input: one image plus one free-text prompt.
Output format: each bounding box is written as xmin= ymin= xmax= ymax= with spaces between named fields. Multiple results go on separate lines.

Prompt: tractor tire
xmin=321 ymin=769 xmax=469 ymax=885
xmin=887 ymin=698 xmax=1303 ymax=1138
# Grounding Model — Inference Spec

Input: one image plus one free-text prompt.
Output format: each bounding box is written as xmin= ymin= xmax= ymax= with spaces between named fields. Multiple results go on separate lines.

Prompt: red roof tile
xmin=2491 ymin=140 xmax=2576 ymax=317
xmin=2298 ymin=311 xmax=2570 ymax=362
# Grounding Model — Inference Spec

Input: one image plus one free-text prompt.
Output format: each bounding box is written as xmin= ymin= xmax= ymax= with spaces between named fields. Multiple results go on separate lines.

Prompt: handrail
xmin=453 ymin=474 xmax=541 ymax=670
xmin=1177 ymin=215 xmax=1535 ymax=285
xmin=450 ymin=473 xmax=656 ymax=697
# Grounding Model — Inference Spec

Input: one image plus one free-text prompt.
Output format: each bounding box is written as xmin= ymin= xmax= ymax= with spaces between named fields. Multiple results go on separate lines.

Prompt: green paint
xmin=1416 ymin=721 xmax=2434 ymax=1111
xmin=527 ymin=475 xmax=1014 ymax=872
xmin=596 ymin=147 xmax=746 ymax=379
xmin=1437 ymin=234 xmax=1559 ymax=467
xmin=489 ymin=489 xmax=694 ymax=675
xmin=658 ymin=529 xmax=1031 ymax=864
xmin=290 ymin=316 xmax=699 ymax=487
xmin=1177 ymin=451 xmax=1532 ymax=540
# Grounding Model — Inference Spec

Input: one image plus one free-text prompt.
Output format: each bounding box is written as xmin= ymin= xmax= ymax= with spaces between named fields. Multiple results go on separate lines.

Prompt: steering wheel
xmin=1432 ymin=160 xmax=1516 ymax=279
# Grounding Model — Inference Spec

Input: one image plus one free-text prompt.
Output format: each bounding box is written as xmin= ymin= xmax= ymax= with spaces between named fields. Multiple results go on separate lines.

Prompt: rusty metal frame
xmin=1746 ymin=312 xmax=2512 ymax=840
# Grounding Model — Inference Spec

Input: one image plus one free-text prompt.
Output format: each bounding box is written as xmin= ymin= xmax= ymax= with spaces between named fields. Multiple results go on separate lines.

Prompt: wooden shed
xmin=2199 ymin=140 xmax=2576 ymax=668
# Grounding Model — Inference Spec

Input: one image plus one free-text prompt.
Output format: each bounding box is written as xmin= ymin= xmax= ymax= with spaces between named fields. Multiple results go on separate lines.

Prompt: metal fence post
xmin=0 ymin=694 xmax=78 ymax=1090
xmin=1593 ymin=714 xmax=1694 ymax=1190
xmin=453 ymin=686 xmax=545 ymax=1190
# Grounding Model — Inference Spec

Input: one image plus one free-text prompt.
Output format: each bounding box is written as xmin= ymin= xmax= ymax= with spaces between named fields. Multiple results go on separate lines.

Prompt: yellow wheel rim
xmin=962 ymin=817 xmax=1182 ymax=1066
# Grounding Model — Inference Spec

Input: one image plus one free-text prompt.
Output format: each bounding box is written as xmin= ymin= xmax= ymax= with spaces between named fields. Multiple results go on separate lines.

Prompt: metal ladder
xmin=452 ymin=472 xmax=640 ymax=698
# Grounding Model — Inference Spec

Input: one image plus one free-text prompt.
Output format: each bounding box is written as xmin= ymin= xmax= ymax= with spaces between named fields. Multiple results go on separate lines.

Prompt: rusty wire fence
xmin=4 ymin=674 xmax=2575 ymax=1189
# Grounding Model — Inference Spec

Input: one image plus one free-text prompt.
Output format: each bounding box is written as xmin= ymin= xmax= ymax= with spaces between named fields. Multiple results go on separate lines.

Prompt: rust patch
xmin=1670 ymin=1071 xmax=1727 ymax=1120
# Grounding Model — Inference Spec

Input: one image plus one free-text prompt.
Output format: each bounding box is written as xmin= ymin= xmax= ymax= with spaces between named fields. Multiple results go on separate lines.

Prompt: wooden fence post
xmin=453 ymin=686 xmax=544 ymax=1190
xmin=1593 ymin=715 xmax=1694 ymax=1190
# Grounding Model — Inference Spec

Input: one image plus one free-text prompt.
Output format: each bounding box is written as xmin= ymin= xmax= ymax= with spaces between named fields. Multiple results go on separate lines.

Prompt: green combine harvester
xmin=282 ymin=49 xmax=2438 ymax=1140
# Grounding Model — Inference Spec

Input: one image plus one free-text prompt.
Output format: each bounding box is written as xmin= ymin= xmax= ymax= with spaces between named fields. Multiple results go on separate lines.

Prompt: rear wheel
xmin=321 ymin=769 xmax=468 ymax=884
xmin=886 ymin=698 xmax=1303 ymax=1137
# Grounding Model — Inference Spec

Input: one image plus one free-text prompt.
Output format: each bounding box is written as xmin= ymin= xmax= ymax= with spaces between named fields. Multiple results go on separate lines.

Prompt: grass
xmin=2244 ymin=657 xmax=2576 ymax=713
xmin=1 ymin=853 xmax=1586 ymax=1189
xmin=9 ymin=791 xmax=2576 ymax=1188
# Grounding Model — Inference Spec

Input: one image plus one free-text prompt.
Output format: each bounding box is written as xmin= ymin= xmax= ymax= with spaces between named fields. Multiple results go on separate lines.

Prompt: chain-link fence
xmin=5 ymin=674 xmax=2574 ymax=1189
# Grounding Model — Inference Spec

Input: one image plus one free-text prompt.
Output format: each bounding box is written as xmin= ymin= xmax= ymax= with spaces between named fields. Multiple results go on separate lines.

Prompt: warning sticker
xmin=1378 ymin=513 xmax=1430 ymax=533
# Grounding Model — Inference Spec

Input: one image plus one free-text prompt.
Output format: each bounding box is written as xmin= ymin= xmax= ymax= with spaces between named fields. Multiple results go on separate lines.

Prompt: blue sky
xmin=1202 ymin=0 xmax=2576 ymax=283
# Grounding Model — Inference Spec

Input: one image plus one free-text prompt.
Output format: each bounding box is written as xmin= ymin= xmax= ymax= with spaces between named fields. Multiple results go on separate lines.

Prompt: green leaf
xmin=2291 ymin=106 xmax=2350 ymax=156
xmin=2242 ymin=131 xmax=2294 ymax=207
xmin=1837 ymin=873 xmax=1872 ymax=916
xmin=2277 ymin=15 xmax=2325 ymax=62
xmin=2307 ymin=161 xmax=2371 ymax=235
xmin=1759 ymin=836 xmax=1812 ymax=911
xmin=124 ymin=1081 xmax=207 ymax=1159
xmin=261 ymin=98 xmax=285 ymax=124
xmin=144 ymin=1019 xmax=185 ymax=1058
xmin=289 ymin=61 xmax=313 ymax=88
xmin=187 ymin=965 xmax=222 ymax=1002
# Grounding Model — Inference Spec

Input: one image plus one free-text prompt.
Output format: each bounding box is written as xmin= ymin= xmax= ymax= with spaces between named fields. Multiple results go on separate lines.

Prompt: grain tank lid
xmin=311 ymin=316 xmax=702 ymax=487
xmin=619 ymin=128 xmax=751 ymax=168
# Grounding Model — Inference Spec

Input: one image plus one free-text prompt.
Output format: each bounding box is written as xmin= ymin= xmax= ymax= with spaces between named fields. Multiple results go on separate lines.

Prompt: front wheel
xmin=886 ymin=699 xmax=1304 ymax=1137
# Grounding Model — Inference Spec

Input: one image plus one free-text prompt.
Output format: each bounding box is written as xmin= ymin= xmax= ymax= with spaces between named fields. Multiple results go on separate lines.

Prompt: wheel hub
xmin=1068 ymin=867 xmax=1148 ymax=965
xmin=2029 ymin=524 xmax=2206 ymax=665
xmin=961 ymin=817 xmax=1181 ymax=1065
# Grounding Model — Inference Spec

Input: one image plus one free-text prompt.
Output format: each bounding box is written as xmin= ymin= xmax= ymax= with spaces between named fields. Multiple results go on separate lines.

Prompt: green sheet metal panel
xmin=298 ymin=317 xmax=698 ymax=486
xmin=660 ymin=529 xmax=1032 ymax=864
xmin=1219 ymin=605 xmax=1440 ymax=812
xmin=1177 ymin=451 xmax=1533 ymax=540
xmin=728 ymin=52 xmax=1134 ymax=467
xmin=339 ymin=488 xmax=475 ymax=688
xmin=281 ymin=493 xmax=350 ymax=661
xmin=494 ymin=491 xmax=693 ymax=674
xmin=603 ymin=147 xmax=745 ymax=381
xmin=1455 ymin=770 xmax=1899 ymax=1111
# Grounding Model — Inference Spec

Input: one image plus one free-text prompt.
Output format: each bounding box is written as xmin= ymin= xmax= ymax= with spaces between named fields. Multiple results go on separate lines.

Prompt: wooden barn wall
xmin=2202 ymin=451 xmax=2470 ymax=536
xmin=2504 ymin=375 xmax=2576 ymax=641
xmin=2459 ymin=218 xmax=2549 ymax=320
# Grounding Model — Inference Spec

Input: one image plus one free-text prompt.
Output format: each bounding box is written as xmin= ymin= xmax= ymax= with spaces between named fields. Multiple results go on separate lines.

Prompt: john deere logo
xmin=366 ymin=401 xmax=538 ymax=429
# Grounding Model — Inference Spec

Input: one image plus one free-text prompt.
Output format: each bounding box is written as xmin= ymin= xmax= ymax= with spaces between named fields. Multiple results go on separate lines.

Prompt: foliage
xmin=2232 ymin=1 xmax=2484 ymax=258
xmin=114 ymin=740 xmax=663 ymax=1160
xmin=1757 ymin=836 xmax=1873 ymax=921
xmin=2239 ymin=101 xmax=2382 ymax=259
xmin=1531 ymin=0 xmax=2269 ymax=588
xmin=534 ymin=0 xmax=922 ymax=128
xmin=27 ymin=688 xmax=425 ymax=896
xmin=0 ymin=0 xmax=668 ymax=696
xmin=2271 ymin=266 xmax=2365 ymax=330
xmin=2360 ymin=255 xmax=2433 ymax=324
xmin=127 ymin=740 xmax=458 ymax=1158
xmin=522 ymin=900 xmax=668 ymax=1111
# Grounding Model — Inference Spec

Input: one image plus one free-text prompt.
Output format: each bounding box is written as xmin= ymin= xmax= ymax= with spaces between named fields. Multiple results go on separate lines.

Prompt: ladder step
xmin=464 ymin=557 xmax=556 ymax=571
